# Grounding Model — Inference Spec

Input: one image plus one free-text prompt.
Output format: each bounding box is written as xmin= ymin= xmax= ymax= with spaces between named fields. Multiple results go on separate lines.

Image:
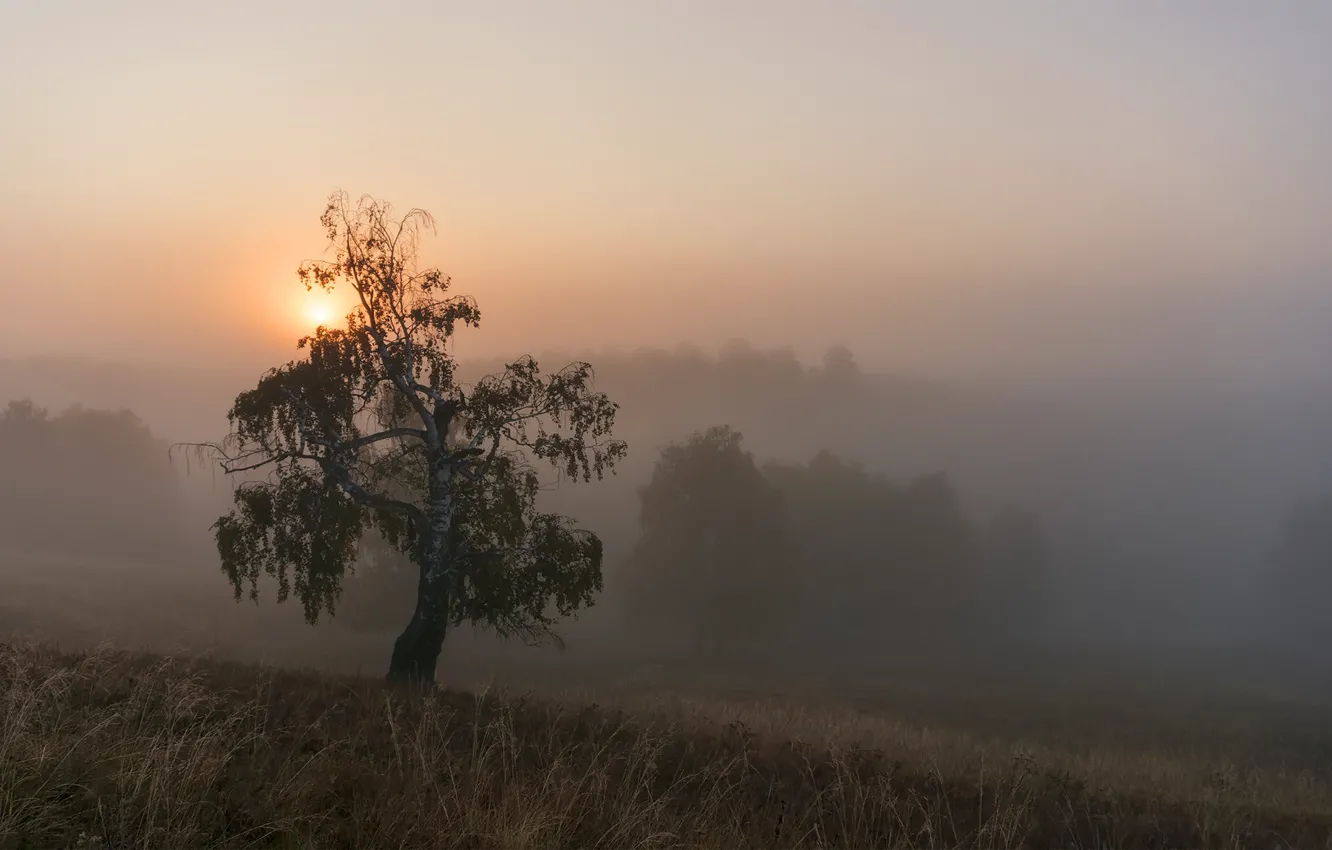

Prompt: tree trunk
xmin=387 ymin=595 xmax=448 ymax=686
xmin=386 ymin=471 xmax=454 ymax=687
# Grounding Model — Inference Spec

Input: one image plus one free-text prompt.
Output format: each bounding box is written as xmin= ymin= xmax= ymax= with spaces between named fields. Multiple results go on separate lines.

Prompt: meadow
xmin=4 ymin=551 xmax=1332 ymax=849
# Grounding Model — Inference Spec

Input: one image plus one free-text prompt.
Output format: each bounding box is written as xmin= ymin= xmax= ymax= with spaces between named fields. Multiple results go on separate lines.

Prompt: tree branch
xmin=171 ymin=440 xmax=294 ymax=475
xmin=269 ymin=390 xmax=426 ymax=524
xmin=344 ymin=427 xmax=426 ymax=451
xmin=323 ymin=460 xmax=425 ymax=523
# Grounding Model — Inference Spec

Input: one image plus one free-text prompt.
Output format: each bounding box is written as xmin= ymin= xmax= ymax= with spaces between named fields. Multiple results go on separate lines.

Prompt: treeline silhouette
xmin=315 ymin=346 xmax=1052 ymax=667
xmin=5 ymin=341 xmax=1332 ymax=684
xmin=0 ymin=400 xmax=194 ymax=562
xmin=620 ymin=426 xmax=1046 ymax=665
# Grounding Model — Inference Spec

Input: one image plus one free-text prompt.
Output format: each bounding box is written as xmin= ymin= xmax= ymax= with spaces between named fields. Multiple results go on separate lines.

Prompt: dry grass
xmin=3 ymin=641 xmax=1332 ymax=849
xmin=5 ymin=552 xmax=1332 ymax=847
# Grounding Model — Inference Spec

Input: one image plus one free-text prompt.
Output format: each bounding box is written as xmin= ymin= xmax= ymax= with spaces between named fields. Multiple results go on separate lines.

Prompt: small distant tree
xmin=179 ymin=192 xmax=626 ymax=686
xmin=820 ymin=344 xmax=860 ymax=388
xmin=623 ymin=426 xmax=798 ymax=659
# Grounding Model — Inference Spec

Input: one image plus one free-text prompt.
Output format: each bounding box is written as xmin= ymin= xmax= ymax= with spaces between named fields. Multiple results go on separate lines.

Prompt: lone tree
xmin=182 ymin=192 xmax=626 ymax=686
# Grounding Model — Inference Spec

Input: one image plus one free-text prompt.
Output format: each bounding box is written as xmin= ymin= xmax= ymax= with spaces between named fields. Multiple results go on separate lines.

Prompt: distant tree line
xmin=619 ymin=426 xmax=1049 ymax=665
xmin=333 ymin=420 xmax=1051 ymax=667
xmin=0 ymin=399 xmax=191 ymax=561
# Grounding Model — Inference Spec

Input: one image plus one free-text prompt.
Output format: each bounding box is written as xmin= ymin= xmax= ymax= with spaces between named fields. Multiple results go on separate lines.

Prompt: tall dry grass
xmin=3 ymin=641 xmax=1332 ymax=849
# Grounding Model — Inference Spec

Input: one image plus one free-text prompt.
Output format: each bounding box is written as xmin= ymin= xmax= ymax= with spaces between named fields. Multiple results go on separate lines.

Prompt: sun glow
xmin=299 ymin=288 xmax=349 ymax=330
xmin=307 ymin=302 xmax=334 ymax=326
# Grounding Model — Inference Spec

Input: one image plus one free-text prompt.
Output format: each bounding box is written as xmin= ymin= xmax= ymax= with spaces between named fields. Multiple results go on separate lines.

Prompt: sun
xmin=307 ymin=303 xmax=335 ymax=326
xmin=292 ymin=286 xmax=353 ymax=333
xmin=301 ymin=291 xmax=344 ymax=328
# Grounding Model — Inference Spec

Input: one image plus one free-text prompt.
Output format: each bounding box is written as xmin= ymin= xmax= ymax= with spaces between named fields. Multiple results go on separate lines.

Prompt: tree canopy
xmin=0 ymin=400 xmax=189 ymax=561
xmin=765 ymin=452 xmax=978 ymax=644
xmin=185 ymin=192 xmax=626 ymax=684
xmin=623 ymin=426 xmax=800 ymax=659
xmin=620 ymin=429 xmax=1049 ymax=665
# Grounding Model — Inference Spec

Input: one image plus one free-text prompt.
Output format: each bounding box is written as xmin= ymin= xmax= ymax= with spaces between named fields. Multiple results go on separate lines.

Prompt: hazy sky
xmin=3 ymin=1 xmax=1331 ymax=389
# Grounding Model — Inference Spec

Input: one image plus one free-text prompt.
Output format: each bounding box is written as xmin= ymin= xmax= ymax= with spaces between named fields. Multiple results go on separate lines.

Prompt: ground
xmin=3 ymin=550 xmax=1332 ymax=848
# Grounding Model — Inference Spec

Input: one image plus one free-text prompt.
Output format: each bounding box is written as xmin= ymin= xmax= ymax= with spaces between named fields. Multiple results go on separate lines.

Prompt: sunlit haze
xmin=11 ymin=8 xmax=1332 ymax=841
xmin=2 ymin=1 xmax=1331 ymax=390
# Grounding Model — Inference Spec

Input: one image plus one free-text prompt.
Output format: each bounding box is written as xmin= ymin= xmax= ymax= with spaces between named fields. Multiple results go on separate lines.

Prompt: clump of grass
xmin=2 ymin=640 xmax=1330 ymax=848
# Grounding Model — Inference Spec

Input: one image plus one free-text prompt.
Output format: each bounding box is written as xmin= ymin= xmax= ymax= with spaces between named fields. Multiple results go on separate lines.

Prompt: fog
xmin=3 ymin=335 xmax=1332 ymax=698
xmin=3 ymin=1 xmax=1332 ymax=701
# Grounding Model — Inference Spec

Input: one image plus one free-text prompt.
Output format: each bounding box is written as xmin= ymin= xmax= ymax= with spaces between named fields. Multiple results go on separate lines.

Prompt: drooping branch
xmin=171 ymin=440 xmax=286 ymax=476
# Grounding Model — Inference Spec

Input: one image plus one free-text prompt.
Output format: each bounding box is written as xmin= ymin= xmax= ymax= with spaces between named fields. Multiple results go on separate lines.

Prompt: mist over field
xmin=4 ymin=336 xmax=1332 ymax=699
xmin=6 ymin=2 xmax=1332 ymax=846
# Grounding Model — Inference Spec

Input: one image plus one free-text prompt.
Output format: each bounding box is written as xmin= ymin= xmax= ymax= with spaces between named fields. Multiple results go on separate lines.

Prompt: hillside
xmin=5 ymin=640 xmax=1332 ymax=849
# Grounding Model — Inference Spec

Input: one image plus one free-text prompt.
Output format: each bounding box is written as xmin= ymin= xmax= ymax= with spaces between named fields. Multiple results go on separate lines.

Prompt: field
xmin=4 ymin=551 xmax=1332 ymax=848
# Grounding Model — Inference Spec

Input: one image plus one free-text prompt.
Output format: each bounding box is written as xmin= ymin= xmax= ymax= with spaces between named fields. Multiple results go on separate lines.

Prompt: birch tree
xmin=183 ymin=192 xmax=626 ymax=686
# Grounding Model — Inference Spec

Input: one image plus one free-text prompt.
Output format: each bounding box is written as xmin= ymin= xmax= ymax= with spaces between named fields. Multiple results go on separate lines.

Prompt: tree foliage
xmin=183 ymin=192 xmax=626 ymax=682
xmin=0 ymin=400 xmax=188 ymax=561
xmin=623 ymin=426 xmax=799 ymax=658
xmin=621 ymin=429 xmax=1050 ymax=663
xmin=766 ymin=452 xmax=979 ymax=641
